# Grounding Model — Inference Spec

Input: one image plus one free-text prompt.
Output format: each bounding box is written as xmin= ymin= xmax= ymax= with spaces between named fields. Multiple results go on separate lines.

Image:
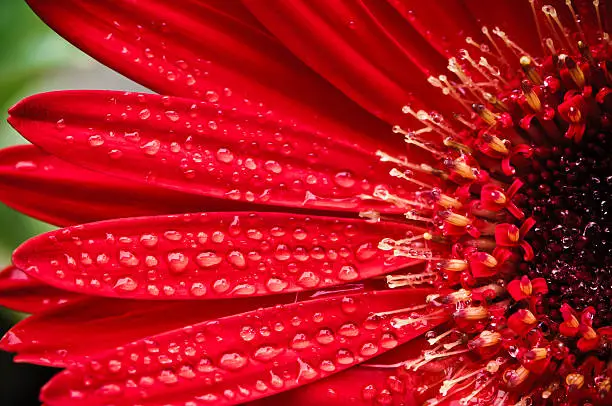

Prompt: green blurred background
xmin=0 ymin=1 xmax=143 ymax=403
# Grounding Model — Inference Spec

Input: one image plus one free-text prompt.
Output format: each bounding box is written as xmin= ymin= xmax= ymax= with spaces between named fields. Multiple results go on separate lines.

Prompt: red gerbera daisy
xmin=1 ymin=1 xmax=612 ymax=405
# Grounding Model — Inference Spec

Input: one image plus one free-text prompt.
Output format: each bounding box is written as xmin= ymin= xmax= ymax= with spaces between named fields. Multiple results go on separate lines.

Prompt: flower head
xmin=1 ymin=1 xmax=612 ymax=405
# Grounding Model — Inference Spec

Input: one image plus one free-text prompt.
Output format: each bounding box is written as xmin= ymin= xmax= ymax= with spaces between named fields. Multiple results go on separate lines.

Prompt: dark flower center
xmin=522 ymin=129 xmax=612 ymax=327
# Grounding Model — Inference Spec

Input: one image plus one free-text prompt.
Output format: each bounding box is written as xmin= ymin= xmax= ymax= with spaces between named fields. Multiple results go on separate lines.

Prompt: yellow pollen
xmin=565 ymin=57 xmax=586 ymax=88
xmin=454 ymin=305 xmax=488 ymax=320
xmin=440 ymin=259 xmax=468 ymax=272
xmin=504 ymin=365 xmax=530 ymax=388
xmin=486 ymin=134 xmax=510 ymax=154
xmin=582 ymin=326 xmax=597 ymax=340
xmin=520 ymin=278 xmax=533 ymax=296
xmin=520 ymin=309 xmax=537 ymax=324
xmin=567 ymin=106 xmax=582 ymax=123
xmin=492 ymin=190 xmax=508 ymax=204
xmin=520 ymin=55 xmax=543 ymax=84
xmin=565 ymin=373 xmax=584 ymax=389
xmin=508 ymin=227 xmax=520 ymax=242
xmin=480 ymin=253 xmax=499 ymax=268
xmin=449 ymin=159 xmax=477 ymax=180
xmin=521 ymin=81 xmax=542 ymax=112
xmin=566 ymin=315 xmax=580 ymax=328
xmin=442 ymin=212 xmax=472 ymax=227
xmin=473 ymin=104 xmax=498 ymax=126
xmin=473 ymin=330 xmax=502 ymax=347
xmin=443 ymin=137 xmax=473 ymax=154
xmin=526 ymin=347 xmax=548 ymax=361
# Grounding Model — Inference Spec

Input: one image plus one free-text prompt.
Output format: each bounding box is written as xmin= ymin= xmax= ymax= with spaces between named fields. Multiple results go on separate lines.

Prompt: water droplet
xmin=320 ymin=359 xmax=336 ymax=372
xmin=253 ymin=345 xmax=283 ymax=361
xmin=108 ymin=149 xmax=123 ymax=160
xmin=297 ymin=271 xmax=320 ymax=288
xmin=316 ymin=328 xmax=334 ymax=345
xmin=139 ymin=109 xmax=151 ymax=120
xmin=380 ymin=333 xmax=398 ymax=349
xmin=293 ymin=228 xmax=308 ymax=240
xmin=274 ymin=245 xmax=291 ymax=261
xmin=240 ymin=326 xmax=256 ymax=342
xmin=114 ymin=277 xmax=138 ymax=292
xmin=14 ymin=161 xmax=37 ymax=171
xmin=140 ymin=234 xmax=158 ymax=248
xmin=216 ymin=148 xmax=234 ymax=163
xmin=190 ymin=282 xmax=207 ymax=296
xmin=205 ymin=91 xmax=219 ymax=103
xmin=196 ymin=251 xmax=223 ymax=268
xmin=341 ymin=297 xmax=357 ymax=313
xmin=227 ymin=251 xmax=246 ymax=269
xmin=141 ymin=139 xmax=161 ymax=155
xmin=219 ymin=352 xmax=247 ymax=370
xmin=158 ymin=370 xmax=178 ymax=385
xmin=56 ymin=119 xmax=66 ymax=129
xmin=334 ymin=171 xmax=356 ymax=188
xmin=213 ymin=278 xmax=230 ymax=293
xmin=266 ymin=277 xmax=288 ymax=292
xmin=338 ymin=265 xmax=358 ymax=281
xmin=164 ymin=230 xmax=183 ymax=241
xmin=165 ymin=110 xmax=180 ymax=122
xmin=167 ymin=252 xmax=189 ymax=273
xmin=338 ymin=323 xmax=360 ymax=337
xmin=232 ymin=283 xmax=256 ymax=296
xmin=291 ymin=333 xmax=310 ymax=350
xmin=355 ymin=243 xmax=377 ymax=261
xmin=336 ymin=349 xmax=355 ymax=365
xmin=264 ymin=160 xmax=282 ymax=174
xmin=360 ymin=342 xmax=378 ymax=356
xmin=118 ymin=250 xmax=139 ymax=267
xmin=88 ymin=135 xmax=105 ymax=147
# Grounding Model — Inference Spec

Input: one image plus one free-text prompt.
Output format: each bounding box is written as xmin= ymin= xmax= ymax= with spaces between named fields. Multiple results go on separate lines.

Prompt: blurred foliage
xmin=0 ymin=0 xmax=85 ymax=267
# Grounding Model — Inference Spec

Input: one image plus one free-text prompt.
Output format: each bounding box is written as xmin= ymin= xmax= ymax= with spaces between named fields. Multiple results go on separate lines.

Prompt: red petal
xmin=40 ymin=289 xmax=446 ymax=405
xmin=388 ymin=0 xmax=481 ymax=56
xmin=9 ymin=90 xmax=404 ymax=213
xmin=0 ymin=145 xmax=251 ymax=227
xmin=0 ymin=266 xmax=83 ymax=313
xmin=462 ymin=0 xmax=540 ymax=55
xmin=252 ymin=339 xmax=433 ymax=406
xmin=13 ymin=212 xmax=421 ymax=299
xmin=25 ymin=0 xmax=384 ymax=137
xmin=1 ymin=294 xmax=302 ymax=367
xmin=243 ymin=0 xmax=452 ymax=124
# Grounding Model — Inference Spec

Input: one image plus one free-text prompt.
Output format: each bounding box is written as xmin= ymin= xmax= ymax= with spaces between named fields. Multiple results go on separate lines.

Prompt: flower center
xmin=365 ymin=2 xmax=612 ymax=404
xmin=523 ymin=134 xmax=612 ymax=327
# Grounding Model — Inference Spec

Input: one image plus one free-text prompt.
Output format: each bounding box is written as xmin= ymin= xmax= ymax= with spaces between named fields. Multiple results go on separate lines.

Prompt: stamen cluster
xmin=366 ymin=2 xmax=612 ymax=404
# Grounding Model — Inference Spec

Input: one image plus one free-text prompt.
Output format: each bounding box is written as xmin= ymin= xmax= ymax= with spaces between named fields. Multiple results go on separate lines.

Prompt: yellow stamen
xmin=520 ymin=55 xmax=542 ymax=84
xmin=504 ymin=365 xmax=530 ymax=388
xmin=565 ymin=373 xmax=584 ymax=389
xmin=454 ymin=305 xmax=489 ymax=320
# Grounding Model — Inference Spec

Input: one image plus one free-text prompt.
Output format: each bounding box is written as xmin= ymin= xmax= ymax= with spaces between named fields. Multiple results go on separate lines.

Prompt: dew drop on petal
xmin=139 ymin=109 xmax=151 ymax=120
xmin=196 ymin=252 xmax=222 ymax=268
xmin=190 ymin=282 xmax=207 ymax=297
xmin=338 ymin=265 xmax=359 ymax=281
xmin=218 ymin=352 xmax=247 ymax=370
xmin=167 ymin=252 xmax=189 ymax=273
xmin=88 ymin=135 xmax=105 ymax=147
xmin=114 ymin=277 xmax=138 ymax=292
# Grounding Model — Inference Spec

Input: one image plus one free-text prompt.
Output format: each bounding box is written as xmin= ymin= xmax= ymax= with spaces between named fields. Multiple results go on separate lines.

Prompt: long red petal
xmin=25 ymin=0 xmax=386 ymax=139
xmin=13 ymin=212 xmax=421 ymax=299
xmin=1 ymin=293 xmax=304 ymax=367
xmin=387 ymin=0 xmax=481 ymax=56
xmin=243 ymin=0 xmax=451 ymax=124
xmin=40 ymin=289 xmax=446 ymax=405
xmin=9 ymin=90 xmax=406 ymax=213
xmin=0 ymin=145 xmax=252 ymax=227
xmin=252 ymin=338 xmax=433 ymax=405
xmin=0 ymin=266 xmax=83 ymax=314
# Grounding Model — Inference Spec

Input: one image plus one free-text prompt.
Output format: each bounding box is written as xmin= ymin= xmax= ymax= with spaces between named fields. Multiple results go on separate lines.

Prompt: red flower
xmin=1 ymin=1 xmax=612 ymax=405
